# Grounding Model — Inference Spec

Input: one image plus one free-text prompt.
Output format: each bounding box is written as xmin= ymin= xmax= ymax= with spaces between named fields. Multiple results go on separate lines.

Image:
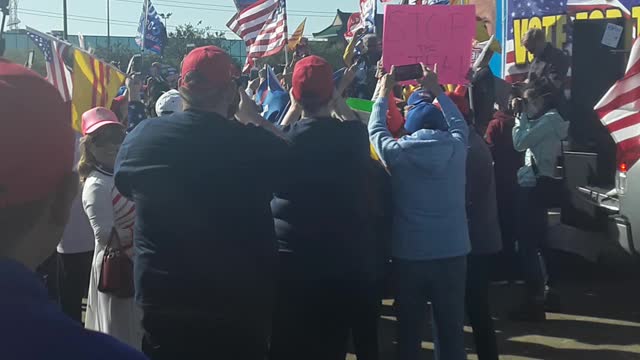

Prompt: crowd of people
xmin=0 ymin=27 xmax=570 ymax=360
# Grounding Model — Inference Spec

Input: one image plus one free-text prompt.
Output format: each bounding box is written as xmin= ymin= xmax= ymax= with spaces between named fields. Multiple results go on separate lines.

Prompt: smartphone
xmin=394 ymin=64 xmax=423 ymax=82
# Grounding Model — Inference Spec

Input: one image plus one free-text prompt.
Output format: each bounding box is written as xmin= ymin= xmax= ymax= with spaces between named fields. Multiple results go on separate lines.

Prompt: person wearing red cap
xmin=0 ymin=59 xmax=146 ymax=359
xmin=78 ymin=107 xmax=143 ymax=349
xmin=269 ymin=55 xmax=390 ymax=360
xmin=114 ymin=45 xmax=288 ymax=359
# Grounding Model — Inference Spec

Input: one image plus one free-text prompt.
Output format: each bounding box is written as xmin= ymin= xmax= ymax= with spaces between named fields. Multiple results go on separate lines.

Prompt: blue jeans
xmin=394 ymin=256 xmax=467 ymax=360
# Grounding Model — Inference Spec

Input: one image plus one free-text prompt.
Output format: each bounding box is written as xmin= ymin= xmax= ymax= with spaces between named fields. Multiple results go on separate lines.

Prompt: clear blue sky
xmin=16 ymin=0 xmax=361 ymax=38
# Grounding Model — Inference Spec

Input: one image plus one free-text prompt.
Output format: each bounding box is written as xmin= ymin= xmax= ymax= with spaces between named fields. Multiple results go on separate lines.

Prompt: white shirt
xmin=57 ymin=135 xmax=94 ymax=254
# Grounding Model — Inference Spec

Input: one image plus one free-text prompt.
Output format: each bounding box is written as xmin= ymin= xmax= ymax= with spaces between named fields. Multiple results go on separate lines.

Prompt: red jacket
xmin=484 ymin=111 xmax=524 ymax=189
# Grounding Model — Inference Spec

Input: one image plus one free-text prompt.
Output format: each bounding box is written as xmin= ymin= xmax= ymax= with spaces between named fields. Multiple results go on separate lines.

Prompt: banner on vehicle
xmin=504 ymin=0 xmax=640 ymax=83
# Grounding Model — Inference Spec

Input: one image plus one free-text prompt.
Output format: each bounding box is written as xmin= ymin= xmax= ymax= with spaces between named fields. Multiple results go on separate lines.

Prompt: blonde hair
xmin=77 ymin=135 xmax=99 ymax=183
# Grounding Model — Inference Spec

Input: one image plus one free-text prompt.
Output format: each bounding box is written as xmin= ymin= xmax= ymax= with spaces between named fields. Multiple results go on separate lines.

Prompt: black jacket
xmin=271 ymin=117 xmax=391 ymax=281
xmin=115 ymin=109 xmax=287 ymax=316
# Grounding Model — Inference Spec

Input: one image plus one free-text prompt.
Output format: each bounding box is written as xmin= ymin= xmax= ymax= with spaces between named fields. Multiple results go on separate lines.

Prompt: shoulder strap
xmin=107 ymin=228 xmax=123 ymax=249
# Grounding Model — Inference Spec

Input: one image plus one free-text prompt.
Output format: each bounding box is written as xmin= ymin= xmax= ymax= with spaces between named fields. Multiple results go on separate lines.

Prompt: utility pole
xmin=106 ymin=0 xmax=111 ymax=50
xmin=62 ymin=0 xmax=68 ymax=40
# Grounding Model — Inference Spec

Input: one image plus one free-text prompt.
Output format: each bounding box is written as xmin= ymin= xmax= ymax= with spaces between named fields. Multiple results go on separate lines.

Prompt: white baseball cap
xmin=155 ymin=89 xmax=183 ymax=116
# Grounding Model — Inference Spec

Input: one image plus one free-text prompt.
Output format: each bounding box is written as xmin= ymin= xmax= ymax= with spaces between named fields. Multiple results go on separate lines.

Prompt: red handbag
xmin=98 ymin=228 xmax=135 ymax=299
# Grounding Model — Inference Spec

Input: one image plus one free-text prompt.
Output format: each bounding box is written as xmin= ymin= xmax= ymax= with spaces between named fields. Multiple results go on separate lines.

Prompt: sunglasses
xmin=92 ymin=125 xmax=125 ymax=147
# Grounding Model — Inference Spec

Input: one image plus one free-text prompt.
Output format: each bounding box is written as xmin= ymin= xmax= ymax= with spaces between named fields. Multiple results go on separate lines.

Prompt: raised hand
xmin=378 ymin=66 xmax=397 ymax=98
xmin=419 ymin=63 xmax=442 ymax=97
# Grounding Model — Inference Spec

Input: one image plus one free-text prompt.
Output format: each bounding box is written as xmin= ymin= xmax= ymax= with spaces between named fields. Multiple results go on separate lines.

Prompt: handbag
xmin=98 ymin=228 xmax=135 ymax=299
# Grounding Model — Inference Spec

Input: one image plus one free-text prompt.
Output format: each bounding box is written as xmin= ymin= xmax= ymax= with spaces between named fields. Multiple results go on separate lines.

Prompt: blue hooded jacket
xmin=368 ymin=94 xmax=471 ymax=260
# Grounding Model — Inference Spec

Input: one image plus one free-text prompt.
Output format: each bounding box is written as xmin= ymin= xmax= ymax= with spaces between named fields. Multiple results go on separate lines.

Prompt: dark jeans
xmin=496 ymin=183 xmax=519 ymax=279
xmin=466 ymin=255 xmax=499 ymax=360
xmin=142 ymin=308 xmax=271 ymax=360
xmin=517 ymin=185 xmax=549 ymax=301
xmin=270 ymin=253 xmax=381 ymax=360
xmin=394 ymin=256 xmax=467 ymax=360
xmin=56 ymin=251 xmax=93 ymax=323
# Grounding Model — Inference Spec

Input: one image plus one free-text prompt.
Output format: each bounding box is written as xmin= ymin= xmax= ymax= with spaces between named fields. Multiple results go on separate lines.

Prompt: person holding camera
xmin=510 ymin=86 xmax=569 ymax=322
xmin=114 ymin=46 xmax=288 ymax=359
xmin=369 ymin=65 xmax=470 ymax=360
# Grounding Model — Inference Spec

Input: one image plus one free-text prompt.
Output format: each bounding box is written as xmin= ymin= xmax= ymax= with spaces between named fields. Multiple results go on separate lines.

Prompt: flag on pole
xmin=25 ymin=50 xmax=35 ymax=69
xmin=359 ymin=0 xmax=376 ymax=33
xmin=594 ymin=38 xmax=640 ymax=168
xmin=234 ymin=0 xmax=259 ymax=10
xmin=256 ymin=65 xmax=285 ymax=105
xmin=287 ymin=18 xmax=306 ymax=51
xmin=344 ymin=13 xmax=364 ymax=42
xmin=228 ymin=0 xmax=287 ymax=72
xmin=136 ymin=0 xmax=167 ymax=54
xmin=78 ymin=32 xmax=86 ymax=50
xmin=26 ymin=27 xmax=73 ymax=102
xmin=71 ymin=49 xmax=126 ymax=132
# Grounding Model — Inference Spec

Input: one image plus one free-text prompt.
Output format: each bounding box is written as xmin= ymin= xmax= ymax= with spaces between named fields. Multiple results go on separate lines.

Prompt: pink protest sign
xmin=382 ymin=5 xmax=476 ymax=85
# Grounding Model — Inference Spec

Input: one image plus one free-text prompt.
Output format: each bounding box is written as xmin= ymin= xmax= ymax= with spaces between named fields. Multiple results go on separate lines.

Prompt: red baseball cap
xmin=0 ymin=59 xmax=74 ymax=209
xmin=82 ymin=107 xmax=123 ymax=136
xmin=291 ymin=56 xmax=334 ymax=108
xmin=180 ymin=46 xmax=239 ymax=91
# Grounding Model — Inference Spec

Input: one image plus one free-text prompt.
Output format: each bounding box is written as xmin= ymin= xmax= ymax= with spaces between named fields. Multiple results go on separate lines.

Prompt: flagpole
xmin=141 ymin=0 xmax=149 ymax=72
xmin=107 ymin=0 xmax=111 ymax=50
xmin=63 ymin=0 xmax=68 ymax=40
xmin=283 ymin=0 xmax=289 ymax=67
xmin=372 ymin=0 xmax=377 ymax=35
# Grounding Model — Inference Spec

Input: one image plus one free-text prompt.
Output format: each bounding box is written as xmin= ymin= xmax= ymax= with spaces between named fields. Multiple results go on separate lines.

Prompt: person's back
xmin=115 ymin=46 xmax=287 ymax=359
xmin=0 ymin=59 xmax=145 ymax=360
xmin=390 ymin=122 xmax=469 ymax=259
xmin=485 ymin=110 xmax=524 ymax=190
xmin=269 ymin=55 xmax=387 ymax=360
xmin=368 ymin=67 xmax=470 ymax=360
xmin=466 ymin=130 xmax=502 ymax=256
xmin=1 ymin=260 xmax=147 ymax=360
xmin=272 ymin=118 xmax=375 ymax=278
xmin=116 ymin=110 xmax=283 ymax=312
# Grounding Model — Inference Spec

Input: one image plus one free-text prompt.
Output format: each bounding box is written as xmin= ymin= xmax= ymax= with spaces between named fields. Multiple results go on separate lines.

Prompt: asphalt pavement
xmin=348 ymin=250 xmax=640 ymax=360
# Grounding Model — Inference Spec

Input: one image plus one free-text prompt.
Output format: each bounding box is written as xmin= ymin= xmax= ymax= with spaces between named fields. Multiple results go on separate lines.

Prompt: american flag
xmin=27 ymin=28 xmax=72 ymax=102
xmin=595 ymin=38 xmax=640 ymax=167
xmin=228 ymin=0 xmax=287 ymax=72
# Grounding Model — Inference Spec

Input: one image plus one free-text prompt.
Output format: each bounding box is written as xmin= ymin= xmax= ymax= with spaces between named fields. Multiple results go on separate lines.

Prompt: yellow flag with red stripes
xmin=71 ymin=49 xmax=126 ymax=132
xmin=287 ymin=18 xmax=307 ymax=51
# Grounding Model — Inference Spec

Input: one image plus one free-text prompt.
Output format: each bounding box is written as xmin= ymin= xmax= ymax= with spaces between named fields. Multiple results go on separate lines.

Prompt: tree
xmin=163 ymin=23 xmax=235 ymax=69
xmin=93 ymin=44 xmax=137 ymax=70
